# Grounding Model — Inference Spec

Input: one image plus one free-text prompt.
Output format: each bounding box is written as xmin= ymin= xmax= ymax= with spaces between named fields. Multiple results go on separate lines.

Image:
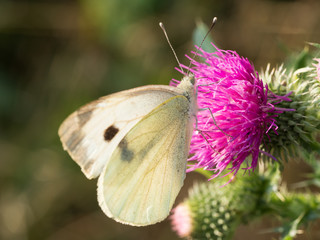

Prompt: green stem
xmin=267 ymin=189 xmax=320 ymax=239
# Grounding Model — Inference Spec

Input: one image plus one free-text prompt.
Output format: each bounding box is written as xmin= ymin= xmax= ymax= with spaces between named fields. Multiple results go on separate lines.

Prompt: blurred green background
xmin=1 ymin=0 xmax=320 ymax=239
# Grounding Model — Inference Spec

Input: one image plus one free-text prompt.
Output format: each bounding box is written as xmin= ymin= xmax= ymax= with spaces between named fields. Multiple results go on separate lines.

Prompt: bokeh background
xmin=1 ymin=0 xmax=320 ymax=239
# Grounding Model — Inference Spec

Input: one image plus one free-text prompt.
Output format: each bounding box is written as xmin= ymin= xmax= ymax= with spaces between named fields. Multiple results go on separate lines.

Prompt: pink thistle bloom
xmin=313 ymin=58 xmax=320 ymax=82
xmin=170 ymin=204 xmax=193 ymax=238
xmin=171 ymin=45 xmax=292 ymax=180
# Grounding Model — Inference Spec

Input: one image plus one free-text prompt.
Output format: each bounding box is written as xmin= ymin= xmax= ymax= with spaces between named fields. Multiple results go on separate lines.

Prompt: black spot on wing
xmin=104 ymin=125 xmax=119 ymax=141
xmin=118 ymin=138 xmax=134 ymax=162
xmin=118 ymin=133 xmax=161 ymax=164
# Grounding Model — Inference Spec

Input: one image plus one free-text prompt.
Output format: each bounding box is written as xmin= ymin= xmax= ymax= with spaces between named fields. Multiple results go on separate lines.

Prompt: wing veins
xmin=105 ymin=117 xmax=174 ymax=189
xmin=99 ymin=95 xmax=192 ymax=225
xmin=109 ymin=121 xmax=178 ymax=220
xmin=109 ymin=123 xmax=175 ymax=213
xmin=117 ymin=121 xmax=182 ymax=222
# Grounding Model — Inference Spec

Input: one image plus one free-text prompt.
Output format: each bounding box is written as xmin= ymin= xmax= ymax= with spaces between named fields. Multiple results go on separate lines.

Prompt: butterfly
xmin=58 ymin=73 xmax=197 ymax=226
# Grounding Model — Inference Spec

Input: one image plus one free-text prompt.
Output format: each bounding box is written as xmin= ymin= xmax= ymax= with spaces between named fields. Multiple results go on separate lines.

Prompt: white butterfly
xmin=58 ymin=74 xmax=197 ymax=226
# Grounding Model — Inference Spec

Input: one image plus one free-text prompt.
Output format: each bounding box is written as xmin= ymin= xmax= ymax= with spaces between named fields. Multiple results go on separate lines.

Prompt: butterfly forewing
xmin=97 ymin=95 xmax=194 ymax=226
xmin=58 ymin=85 xmax=183 ymax=179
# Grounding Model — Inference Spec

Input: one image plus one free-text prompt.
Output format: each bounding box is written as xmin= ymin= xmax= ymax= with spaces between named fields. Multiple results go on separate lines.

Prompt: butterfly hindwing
xmin=97 ymin=95 xmax=194 ymax=226
xmin=58 ymin=85 xmax=183 ymax=179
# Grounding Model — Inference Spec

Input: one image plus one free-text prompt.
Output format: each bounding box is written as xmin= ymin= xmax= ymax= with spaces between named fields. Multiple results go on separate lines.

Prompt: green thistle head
xmin=260 ymin=55 xmax=320 ymax=162
xmin=170 ymin=167 xmax=280 ymax=240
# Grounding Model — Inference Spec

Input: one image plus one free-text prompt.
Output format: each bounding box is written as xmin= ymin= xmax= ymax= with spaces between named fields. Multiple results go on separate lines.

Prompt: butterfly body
xmin=58 ymin=74 xmax=197 ymax=226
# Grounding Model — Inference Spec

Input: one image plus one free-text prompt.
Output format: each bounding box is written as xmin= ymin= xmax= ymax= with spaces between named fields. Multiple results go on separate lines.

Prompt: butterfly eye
xmin=104 ymin=125 xmax=119 ymax=141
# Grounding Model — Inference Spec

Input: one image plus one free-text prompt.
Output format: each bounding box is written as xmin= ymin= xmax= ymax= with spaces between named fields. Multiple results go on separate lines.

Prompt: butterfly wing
xmin=58 ymin=85 xmax=183 ymax=179
xmin=97 ymin=95 xmax=194 ymax=226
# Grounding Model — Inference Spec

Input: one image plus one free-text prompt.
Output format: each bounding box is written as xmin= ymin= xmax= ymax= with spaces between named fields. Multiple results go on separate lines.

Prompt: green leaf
xmin=281 ymin=213 xmax=305 ymax=240
xmin=192 ymin=20 xmax=218 ymax=53
xmin=308 ymin=42 xmax=320 ymax=50
xmin=285 ymin=47 xmax=314 ymax=72
xmin=269 ymin=213 xmax=304 ymax=240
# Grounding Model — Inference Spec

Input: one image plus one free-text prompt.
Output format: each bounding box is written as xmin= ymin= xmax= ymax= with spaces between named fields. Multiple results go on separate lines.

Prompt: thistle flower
xmin=261 ymin=61 xmax=320 ymax=161
xmin=171 ymin=182 xmax=239 ymax=240
xmin=171 ymin=45 xmax=291 ymax=179
xmin=170 ymin=166 xmax=280 ymax=240
xmin=170 ymin=204 xmax=193 ymax=238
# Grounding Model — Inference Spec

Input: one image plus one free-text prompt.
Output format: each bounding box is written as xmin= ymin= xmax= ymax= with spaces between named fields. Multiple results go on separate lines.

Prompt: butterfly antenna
xmin=159 ymin=22 xmax=185 ymax=74
xmin=187 ymin=17 xmax=218 ymax=73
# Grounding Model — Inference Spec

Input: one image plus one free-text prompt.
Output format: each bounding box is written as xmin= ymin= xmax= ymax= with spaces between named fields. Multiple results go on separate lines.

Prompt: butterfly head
xmin=177 ymin=73 xmax=197 ymax=117
xmin=177 ymin=73 xmax=195 ymax=91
